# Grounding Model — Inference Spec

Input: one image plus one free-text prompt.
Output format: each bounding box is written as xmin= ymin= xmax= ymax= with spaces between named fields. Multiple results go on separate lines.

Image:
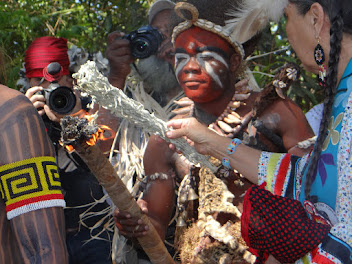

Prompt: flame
xmin=65 ymin=145 xmax=74 ymax=152
xmin=63 ymin=109 xmax=116 ymax=151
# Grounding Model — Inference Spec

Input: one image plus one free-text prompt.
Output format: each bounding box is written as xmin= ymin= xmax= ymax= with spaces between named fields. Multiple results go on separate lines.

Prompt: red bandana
xmin=24 ymin=36 xmax=70 ymax=79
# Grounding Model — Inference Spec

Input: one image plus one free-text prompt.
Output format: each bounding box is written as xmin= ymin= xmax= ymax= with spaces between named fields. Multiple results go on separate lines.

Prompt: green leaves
xmin=248 ymin=18 xmax=321 ymax=112
xmin=0 ymin=0 xmax=323 ymax=111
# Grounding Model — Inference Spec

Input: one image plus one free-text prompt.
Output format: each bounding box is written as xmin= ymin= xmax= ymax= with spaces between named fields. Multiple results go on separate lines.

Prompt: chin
xmin=186 ymin=94 xmax=215 ymax=104
xmin=185 ymin=91 xmax=223 ymax=104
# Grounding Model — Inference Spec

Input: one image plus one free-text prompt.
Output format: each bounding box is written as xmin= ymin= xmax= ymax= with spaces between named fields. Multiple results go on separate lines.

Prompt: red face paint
xmin=175 ymin=27 xmax=232 ymax=103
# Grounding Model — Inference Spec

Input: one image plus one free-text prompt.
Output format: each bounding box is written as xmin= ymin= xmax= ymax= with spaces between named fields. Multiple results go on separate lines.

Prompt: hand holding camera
xmin=123 ymin=25 xmax=164 ymax=59
xmin=106 ymin=26 xmax=164 ymax=88
xmin=25 ymin=62 xmax=77 ymax=122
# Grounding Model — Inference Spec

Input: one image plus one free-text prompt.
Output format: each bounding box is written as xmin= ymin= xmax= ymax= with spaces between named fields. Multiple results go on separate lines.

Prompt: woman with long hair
xmin=167 ymin=0 xmax=352 ymax=263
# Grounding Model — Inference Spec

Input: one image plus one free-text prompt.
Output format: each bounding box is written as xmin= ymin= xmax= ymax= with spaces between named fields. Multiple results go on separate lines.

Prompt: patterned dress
xmin=258 ymin=59 xmax=352 ymax=263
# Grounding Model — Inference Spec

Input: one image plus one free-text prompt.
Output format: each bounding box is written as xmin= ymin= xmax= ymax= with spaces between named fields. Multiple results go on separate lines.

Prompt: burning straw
xmin=60 ymin=116 xmax=174 ymax=264
xmin=72 ymin=61 xmax=217 ymax=172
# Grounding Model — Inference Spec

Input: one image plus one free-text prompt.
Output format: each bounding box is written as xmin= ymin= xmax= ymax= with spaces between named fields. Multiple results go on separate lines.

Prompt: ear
xmin=309 ymin=2 xmax=326 ymax=38
xmin=230 ymin=54 xmax=241 ymax=73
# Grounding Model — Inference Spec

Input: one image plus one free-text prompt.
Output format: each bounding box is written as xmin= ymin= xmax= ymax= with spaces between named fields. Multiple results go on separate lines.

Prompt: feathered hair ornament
xmin=225 ymin=0 xmax=289 ymax=44
xmin=172 ymin=0 xmax=289 ymax=54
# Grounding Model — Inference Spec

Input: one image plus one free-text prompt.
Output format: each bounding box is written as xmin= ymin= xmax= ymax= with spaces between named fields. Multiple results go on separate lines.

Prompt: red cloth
xmin=24 ymin=36 xmax=69 ymax=79
xmin=241 ymin=184 xmax=331 ymax=264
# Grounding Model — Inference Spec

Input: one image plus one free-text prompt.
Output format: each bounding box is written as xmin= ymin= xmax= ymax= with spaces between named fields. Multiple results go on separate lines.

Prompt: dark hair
xmin=289 ymin=0 xmax=352 ymax=199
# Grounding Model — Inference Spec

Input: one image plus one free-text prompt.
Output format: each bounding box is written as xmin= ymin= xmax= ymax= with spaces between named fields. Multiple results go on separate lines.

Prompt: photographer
xmin=23 ymin=36 xmax=114 ymax=264
xmin=107 ymin=0 xmax=182 ymax=107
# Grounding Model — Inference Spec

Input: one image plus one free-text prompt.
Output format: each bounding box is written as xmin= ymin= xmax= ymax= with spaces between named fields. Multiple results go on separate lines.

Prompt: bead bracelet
xmin=222 ymin=138 xmax=242 ymax=169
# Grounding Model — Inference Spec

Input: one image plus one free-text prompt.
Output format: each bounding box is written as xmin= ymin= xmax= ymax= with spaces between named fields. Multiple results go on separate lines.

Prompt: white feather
xmin=225 ymin=0 xmax=289 ymax=43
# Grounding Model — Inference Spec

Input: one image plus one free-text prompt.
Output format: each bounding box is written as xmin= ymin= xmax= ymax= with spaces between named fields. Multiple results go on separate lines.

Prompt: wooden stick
xmin=74 ymin=142 xmax=174 ymax=264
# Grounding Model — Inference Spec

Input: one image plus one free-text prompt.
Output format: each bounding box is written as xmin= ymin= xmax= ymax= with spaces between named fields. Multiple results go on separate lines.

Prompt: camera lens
xmin=131 ymin=37 xmax=154 ymax=59
xmin=53 ymin=94 xmax=68 ymax=109
xmin=135 ymin=40 xmax=149 ymax=53
xmin=48 ymin=86 xmax=76 ymax=114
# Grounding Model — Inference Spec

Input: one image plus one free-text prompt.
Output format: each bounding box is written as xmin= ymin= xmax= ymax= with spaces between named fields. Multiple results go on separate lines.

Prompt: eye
xmin=199 ymin=55 xmax=213 ymax=60
xmin=198 ymin=51 xmax=216 ymax=61
xmin=175 ymin=53 xmax=189 ymax=62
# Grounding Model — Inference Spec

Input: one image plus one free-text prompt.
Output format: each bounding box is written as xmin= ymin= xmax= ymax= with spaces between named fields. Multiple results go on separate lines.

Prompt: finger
xmin=166 ymin=118 xmax=184 ymax=129
xmin=140 ymin=206 xmax=148 ymax=214
xmin=165 ymin=127 xmax=188 ymax=139
xmin=168 ymin=143 xmax=176 ymax=151
xmin=44 ymin=105 xmax=61 ymax=123
xmin=29 ymin=94 xmax=45 ymax=104
xmin=107 ymin=31 xmax=125 ymax=45
xmin=126 ymin=224 xmax=149 ymax=237
xmin=25 ymin=86 xmax=43 ymax=98
xmin=186 ymin=138 xmax=195 ymax=147
xmin=32 ymin=101 xmax=45 ymax=110
xmin=109 ymin=45 xmax=131 ymax=56
xmin=118 ymin=217 xmax=142 ymax=227
xmin=114 ymin=211 xmax=131 ymax=220
xmin=37 ymin=109 xmax=46 ymax=116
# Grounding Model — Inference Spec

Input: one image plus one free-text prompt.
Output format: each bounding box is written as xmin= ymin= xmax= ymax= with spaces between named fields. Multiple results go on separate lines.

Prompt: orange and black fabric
xmin=241 ymin=184 xmax=331 ymax=264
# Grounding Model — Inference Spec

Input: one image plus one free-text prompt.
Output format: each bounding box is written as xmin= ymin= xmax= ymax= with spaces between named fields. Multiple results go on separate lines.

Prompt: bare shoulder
xmin=0 ymin=85 xmax=54 ymax=164
xmin=0 ymin=85 xmax=34 ymax=111
xmin=261 ymin=96 xmax=304 ymax=118
xmin=0 ymin=84 xmax=24 ymax=99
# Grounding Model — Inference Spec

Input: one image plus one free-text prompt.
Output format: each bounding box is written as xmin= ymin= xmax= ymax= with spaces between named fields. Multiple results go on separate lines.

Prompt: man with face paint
xmin=114 ymin=0 xmax=316 ymax=263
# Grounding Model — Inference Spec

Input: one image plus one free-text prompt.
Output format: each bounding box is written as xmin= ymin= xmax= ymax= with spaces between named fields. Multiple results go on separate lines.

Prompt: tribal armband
xmin=0 ymin=156 xmax=65 ymax=219
xmin=139 ymin=170 xmax=176 ymax=193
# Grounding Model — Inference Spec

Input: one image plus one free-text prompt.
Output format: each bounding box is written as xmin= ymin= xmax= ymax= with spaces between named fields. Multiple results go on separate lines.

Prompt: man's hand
xmin=106 ymin=31 xmax=135 ymax=89
xmin=113 ymin=200 xmax=149 ymax=238
xmin=25 ymin=86 xmax=46 ymax=116
xmin=25 ymin=86 xmax=70 ymax=123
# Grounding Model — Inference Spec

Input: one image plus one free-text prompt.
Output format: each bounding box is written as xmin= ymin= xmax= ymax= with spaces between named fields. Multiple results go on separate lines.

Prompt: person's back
xmin=0 ymin=85 xmax=68 ymax=263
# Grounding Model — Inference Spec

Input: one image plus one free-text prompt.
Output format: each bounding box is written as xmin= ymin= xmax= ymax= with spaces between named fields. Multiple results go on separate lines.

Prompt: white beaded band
xmin=172 ymin=2 xmax=245 ymax=59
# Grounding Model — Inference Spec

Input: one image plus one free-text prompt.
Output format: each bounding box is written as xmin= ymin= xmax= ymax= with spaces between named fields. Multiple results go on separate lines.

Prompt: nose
xmin=183 ymin=57 xmax=201 ymax=74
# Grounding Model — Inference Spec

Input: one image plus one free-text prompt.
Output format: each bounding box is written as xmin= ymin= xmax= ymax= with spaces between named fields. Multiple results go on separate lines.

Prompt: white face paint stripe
xmin=204 ymin=62 xmax=223 ymax=88
xmin=198 ymin=51 xmax=229 ymax=69
xmin=197 ymin=51 xmax=228 ymax=88
xmin=174 ymin=50 xmax=229 ymax=88
xmin=175 ymin=53 xmax=190 ymax=78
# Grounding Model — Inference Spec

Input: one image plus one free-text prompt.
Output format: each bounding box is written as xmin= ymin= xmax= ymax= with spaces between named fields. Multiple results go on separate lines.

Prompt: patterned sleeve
xmin=0 ymin=94 xmax=65 ymax=220
xmin=258 ymin=152 xmax=306 ymax=198
xmin=0 ymin=156 xmax=65 ymax=219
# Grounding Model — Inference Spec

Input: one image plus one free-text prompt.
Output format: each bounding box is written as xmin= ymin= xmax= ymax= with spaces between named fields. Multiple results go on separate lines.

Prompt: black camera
xmin=40 ymin=62 xmax=76 ymax=115
xmin=124 ymin=25 xmax=164 ymax=59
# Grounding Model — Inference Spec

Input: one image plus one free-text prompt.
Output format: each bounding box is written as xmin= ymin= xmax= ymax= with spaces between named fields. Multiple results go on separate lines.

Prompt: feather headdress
xmin=172 ymin=0 xmax=289 ymax=55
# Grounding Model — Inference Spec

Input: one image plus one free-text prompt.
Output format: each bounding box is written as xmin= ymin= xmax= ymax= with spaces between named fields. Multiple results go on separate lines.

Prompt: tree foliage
xmin=0 ymin=0 xmax=322 ymax=111
xmin=0 ymin=0 xmax=151 ymax=88
xmin=248 ymin=18 xmax=323 ymax=112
